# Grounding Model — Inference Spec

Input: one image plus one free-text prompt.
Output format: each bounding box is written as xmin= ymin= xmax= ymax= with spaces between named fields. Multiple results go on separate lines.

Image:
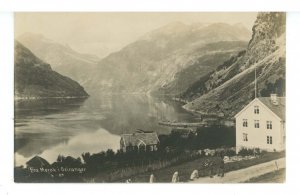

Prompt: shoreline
xmin=14 ymin=95 xmax=89 ymax=101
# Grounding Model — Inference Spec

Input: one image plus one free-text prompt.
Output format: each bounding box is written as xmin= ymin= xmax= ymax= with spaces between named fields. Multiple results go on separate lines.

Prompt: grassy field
xmin=124 ymin=151 xmax=285 ymax=183
xmin=245 ymin=168 xmax=285 ymax=183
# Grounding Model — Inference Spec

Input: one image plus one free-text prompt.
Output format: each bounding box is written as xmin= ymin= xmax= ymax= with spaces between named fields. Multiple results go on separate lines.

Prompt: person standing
xmin=126 ymin=179 xmax=132 ymax=183
xmin=149 ymin=173 xmax=156 ymax=183
xmin=171 ymin=171 xmax=179 ymax=183
xmin=209 ymin=161 xmax=214 ymax=178
xmin=190 ymin=170 xmax=199 ymax=181
xmin=218 ymin=156 xmax=225 ymax=177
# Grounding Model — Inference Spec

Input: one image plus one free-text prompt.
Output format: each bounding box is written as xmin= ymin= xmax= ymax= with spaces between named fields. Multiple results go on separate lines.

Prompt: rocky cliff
xmin=183 ymin=12 xmax=286 ymax=118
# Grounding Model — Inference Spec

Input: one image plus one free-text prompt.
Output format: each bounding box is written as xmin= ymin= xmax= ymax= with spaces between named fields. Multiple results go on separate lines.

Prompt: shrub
xmin=224 ymin=148 xmax=236 ymax=157
xmin=238 ymin=147 xmax=255 ymax=156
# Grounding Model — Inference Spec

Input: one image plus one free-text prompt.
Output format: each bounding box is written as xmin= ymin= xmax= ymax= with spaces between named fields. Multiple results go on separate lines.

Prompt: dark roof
xmin=258 ymin=97 xmax=285 ymax=121
xmin=26 ymin=156 xmax=50 ymax=168
xmin=121 ymin=132 xmax=159 ymax=147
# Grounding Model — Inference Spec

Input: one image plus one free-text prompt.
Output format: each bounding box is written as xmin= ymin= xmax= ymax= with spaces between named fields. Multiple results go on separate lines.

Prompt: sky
xmin=15 ymin=12 xmax=257 ymax=58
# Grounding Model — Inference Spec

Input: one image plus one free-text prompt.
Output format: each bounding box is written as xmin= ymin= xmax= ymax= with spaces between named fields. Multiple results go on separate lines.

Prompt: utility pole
xmin=255 ymin=66 xmax=257 ymax=98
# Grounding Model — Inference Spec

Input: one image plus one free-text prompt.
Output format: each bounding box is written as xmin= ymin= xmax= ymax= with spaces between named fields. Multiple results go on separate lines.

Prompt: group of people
xmin=125 ymin=155 xmax=226 ymax=183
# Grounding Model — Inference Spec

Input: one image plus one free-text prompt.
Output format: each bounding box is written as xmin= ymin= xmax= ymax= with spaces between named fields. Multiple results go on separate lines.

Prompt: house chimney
xmin=270 ymin=94 xmax=278 ymax=105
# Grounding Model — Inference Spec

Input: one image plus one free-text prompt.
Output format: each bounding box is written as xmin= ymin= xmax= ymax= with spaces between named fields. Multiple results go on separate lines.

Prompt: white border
xmin=1 ymin=1 xmax=300 ymax=195
xmin=0 ymin=0 xmax=299 ymax=11
xmin=0 ymin=11 xmax=14 ymax=191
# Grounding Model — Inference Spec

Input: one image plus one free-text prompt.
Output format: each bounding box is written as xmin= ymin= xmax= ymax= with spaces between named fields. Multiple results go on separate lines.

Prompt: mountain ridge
xmin=183 ymin=12 xmax=286 ymax=118
xmin=84 ymin=22 xmax=251 ymax=95
xmin=17 ymin=32 xmax=100 ymax=85
xmin=14 ymin=41 xmax=89 ymax=99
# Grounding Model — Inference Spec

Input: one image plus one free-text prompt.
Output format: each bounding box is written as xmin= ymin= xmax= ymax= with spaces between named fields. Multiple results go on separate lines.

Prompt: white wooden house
xmin=235 ymin=94 xmax=285 ymax=153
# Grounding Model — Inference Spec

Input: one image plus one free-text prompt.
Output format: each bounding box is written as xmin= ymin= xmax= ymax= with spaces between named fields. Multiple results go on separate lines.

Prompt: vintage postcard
xmin=14 ymin=12 xmax=285 ymax=183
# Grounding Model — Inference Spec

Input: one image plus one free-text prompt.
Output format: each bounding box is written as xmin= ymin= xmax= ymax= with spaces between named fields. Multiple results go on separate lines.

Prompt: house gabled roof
xmin=121 ymin=132 xmax=159 ymax=147
xmin=234 ymin=98 xmax=258 ymax=118
xmin=26 ymin=156 xmax=50 ymax=168
xmin=258 ymin=97 xmax=285 ymax=121
xmin=234 ymin=97 xmax=286 ymax=121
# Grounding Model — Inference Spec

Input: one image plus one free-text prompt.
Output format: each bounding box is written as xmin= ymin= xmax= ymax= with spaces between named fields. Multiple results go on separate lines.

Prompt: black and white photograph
xmin=13 ymin=12 xmax=286 ymax=183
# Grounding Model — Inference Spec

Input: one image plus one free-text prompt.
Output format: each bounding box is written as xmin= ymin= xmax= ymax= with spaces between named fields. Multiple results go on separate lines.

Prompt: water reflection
xmin=15 ymin=94 xmax=196 ymax=166
xmin=15 ymin=98 xmax=87 ymax=117
xmin=15 ymin=128 xmax=120 ymax=166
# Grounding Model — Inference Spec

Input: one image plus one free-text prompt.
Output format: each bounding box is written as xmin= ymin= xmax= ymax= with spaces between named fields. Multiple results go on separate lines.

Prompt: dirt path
xmin=190 ymin=158 xmax=285 ymax=183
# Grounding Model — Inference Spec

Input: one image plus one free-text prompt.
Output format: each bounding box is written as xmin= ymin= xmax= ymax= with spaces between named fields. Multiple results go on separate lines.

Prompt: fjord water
xmin=14 ymin=94 xmax=196 ymax=166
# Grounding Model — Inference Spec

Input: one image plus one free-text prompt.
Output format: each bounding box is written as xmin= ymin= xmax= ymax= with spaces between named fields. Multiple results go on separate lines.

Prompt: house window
xmin=254 ymin=120 xmax=260 ymax=128
xmin=149 ymin=145 xmax=154 ymax=151
xmin=267 ymin=136 xmax=273 ymax=144
xmin=243 ymin=133 xmax=248 ymax=142
xmin=243 ymin=119 xmax=248 ymax=127
xmin=267 ymin=121 xmax=272 ymax=129
xmin=254 ymin=106 xmax=259 ymax=114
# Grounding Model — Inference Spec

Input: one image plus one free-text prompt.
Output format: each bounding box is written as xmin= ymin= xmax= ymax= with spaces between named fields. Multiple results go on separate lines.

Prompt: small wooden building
xmin=120 ymin=131 xmax=160 ymax=152
xmin=26 ymin=156 xmax=50 ymax=168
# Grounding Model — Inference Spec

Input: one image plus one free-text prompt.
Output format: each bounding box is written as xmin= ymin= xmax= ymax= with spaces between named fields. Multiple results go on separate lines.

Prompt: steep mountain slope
xmin=85 ymin=22 xmax=251 ymax=94
xmin=157 ymin=41 xmax=248 ymax=96
xmin=15 ymin=41 xmax=89 ymax=99
xmin=183 ymin=12 xmax=286 ymax=118
xmin=17 ymin=33 xmax=100 ymax=85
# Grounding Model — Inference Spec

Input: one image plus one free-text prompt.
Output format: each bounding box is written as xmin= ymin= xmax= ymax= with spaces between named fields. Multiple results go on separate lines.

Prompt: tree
xmin=82 ymin=152 xmax=91 ymax=164
xmin=106 ymin=149 xmax=115 ymax=161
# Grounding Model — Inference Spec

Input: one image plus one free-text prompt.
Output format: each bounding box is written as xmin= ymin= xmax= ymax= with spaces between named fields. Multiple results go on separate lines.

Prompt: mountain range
xmin=17 ymin=33 xmax=100 ymax=85
xmin=15 ymin=13 xmax=286 ymax=119
xmin=14 ymin=41 xmax=89 ymax=99
xmin=17 ymin=22 xmax=251 ymax=95
xmin=84 ymin=22 xmax=251 ymax=95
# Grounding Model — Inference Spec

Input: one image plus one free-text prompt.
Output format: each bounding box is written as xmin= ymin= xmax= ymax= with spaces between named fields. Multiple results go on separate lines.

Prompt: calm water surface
xmin=14 ymin=94 xmax=197 ymax=166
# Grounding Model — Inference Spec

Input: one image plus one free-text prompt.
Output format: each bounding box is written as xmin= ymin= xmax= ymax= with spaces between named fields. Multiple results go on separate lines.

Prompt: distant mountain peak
xmin=233 ymin=22 xmax=246 ymax=28
xmin=141 ymin=21 xmax=188 ymax=40
xmin=162 ymin=21 xmax=187 ymax=28
xmin=204 ymin=22 xmax=246 ymax=31
xmin=86 ymin=19 xmax=250 ymax=94
xmin=14 ymin=41 xmax=89 ymax=99
xmin=18 ymin=32 xmax=54 ymax=44
xmin=140 ymin=21 xmax=251 ymax=42
xmin=16 ymin=33 xmax=100 ymax=85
